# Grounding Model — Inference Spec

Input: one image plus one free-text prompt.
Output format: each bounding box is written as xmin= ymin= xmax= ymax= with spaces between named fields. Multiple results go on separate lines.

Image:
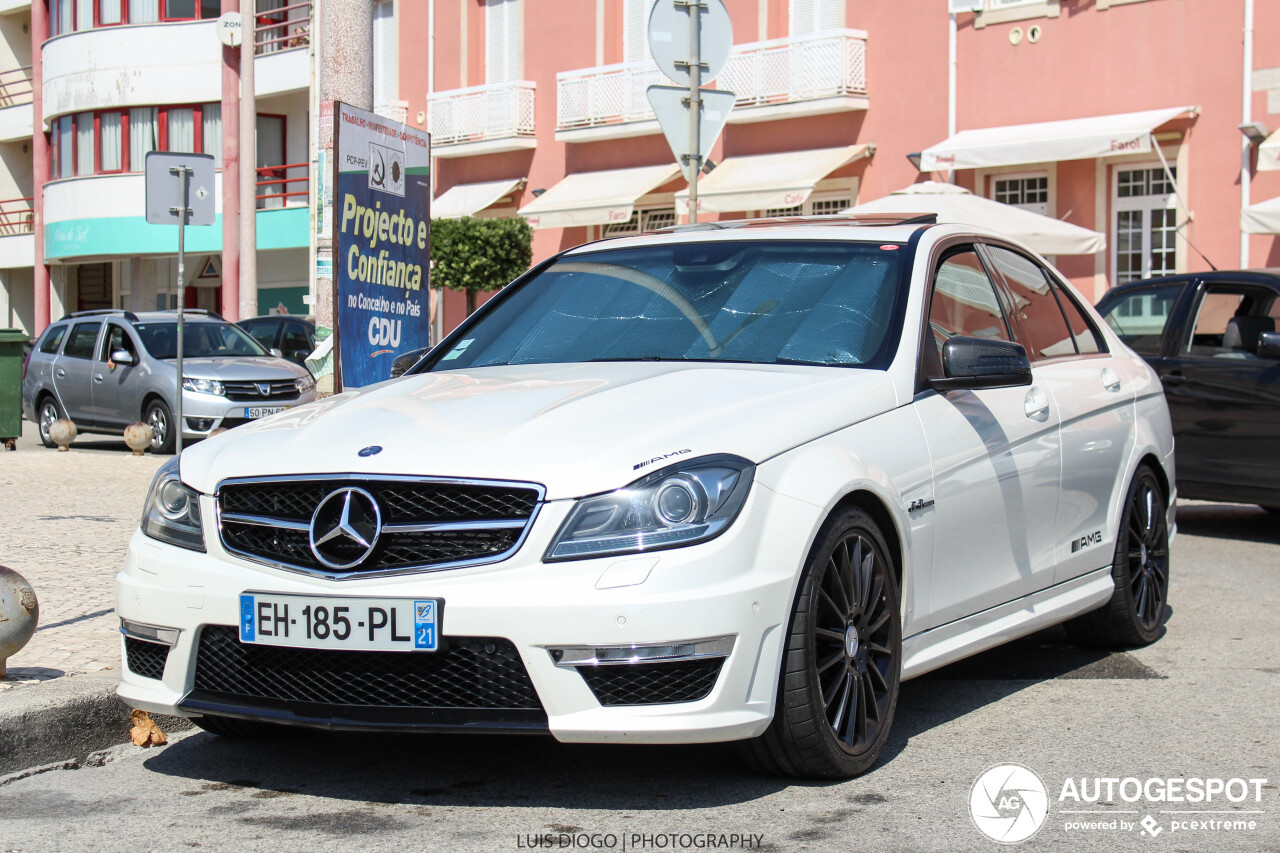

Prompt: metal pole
xmin=220 ymin=0 xmax=241 ymax=321
xmin=240 ymin=2 xmax=258 ymax=320
xmin=947 ymin=11 xmax=956 ymax=184
xmin=172 ymin=166 xmax=190 ymax=454
xmin=1242 ymin=0 xmax=1255 ymax=268
xmin=687 ymin=0 xmax=702 ymax=224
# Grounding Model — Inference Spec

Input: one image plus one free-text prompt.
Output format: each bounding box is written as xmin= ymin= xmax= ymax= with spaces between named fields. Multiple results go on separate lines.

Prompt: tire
xmin=1066 ymin=465 xmax=1170 ymax=648
xmin=37 ymin=396 xmax=63 ymax=449
xmin=741 ymin=505 xmax=902 ymax=779
xmin=144 ymin=399 xmax=176 ymax=455
xmin=191 ymin=715 xmax=298 ymax=740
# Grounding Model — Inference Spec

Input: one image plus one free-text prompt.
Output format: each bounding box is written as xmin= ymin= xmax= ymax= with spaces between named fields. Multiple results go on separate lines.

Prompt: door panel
xmin=52 ymin=321 xmax=102 ymax=423
xmin=92 ymin=323 xmax=143 ymax=427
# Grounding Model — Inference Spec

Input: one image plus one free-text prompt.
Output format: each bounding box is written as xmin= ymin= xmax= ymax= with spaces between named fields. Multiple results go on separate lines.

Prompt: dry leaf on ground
xmin=129 ymin=709 xmax=168 ymax=747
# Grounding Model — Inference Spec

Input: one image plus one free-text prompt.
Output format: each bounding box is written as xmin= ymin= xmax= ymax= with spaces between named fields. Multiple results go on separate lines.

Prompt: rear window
xmin=1099 ymin=284 xmax=1181 ymax=356
xmin=38 ymin=325 xmax=67 ymax=354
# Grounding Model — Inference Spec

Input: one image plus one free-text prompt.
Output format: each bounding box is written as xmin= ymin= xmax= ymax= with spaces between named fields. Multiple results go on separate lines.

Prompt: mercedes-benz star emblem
xmin=309 ymin=487 xmax=382 ymax=569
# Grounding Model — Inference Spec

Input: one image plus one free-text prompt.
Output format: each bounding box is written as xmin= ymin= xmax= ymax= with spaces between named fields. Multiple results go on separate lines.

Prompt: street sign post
xmin=647 ymin=0 xmax=733 ymax=223
xmin=145 ymin=151 xmax=215 ymax=453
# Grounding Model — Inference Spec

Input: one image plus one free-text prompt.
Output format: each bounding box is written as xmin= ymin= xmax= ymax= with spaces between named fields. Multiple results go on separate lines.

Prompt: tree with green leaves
xmin=429 ymin=216 xmax=534 ymax=315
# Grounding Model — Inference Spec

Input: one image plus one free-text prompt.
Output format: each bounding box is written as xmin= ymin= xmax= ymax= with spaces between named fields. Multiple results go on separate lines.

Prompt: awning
xmin=432 ymin=178 xmax=525 ymax=219
xmin=1242 ymin=195 xmax=1280 ymax=234
xmin=843 ymin=181 xmax=1105 ymax=255
xmin=919 ymin=106 xmax=1199 ymax=172
xmin=675 ymin=144 xmax=874 ymax=214
xmin=517 ymin=164 xmax=681 ymax=230
xmin=1258 ymin=128 xmax=1280 ymax=172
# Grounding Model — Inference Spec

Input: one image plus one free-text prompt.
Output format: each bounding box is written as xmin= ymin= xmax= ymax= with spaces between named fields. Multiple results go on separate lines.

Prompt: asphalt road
xmin=1 ymin=502 xmax=1277 ymax=853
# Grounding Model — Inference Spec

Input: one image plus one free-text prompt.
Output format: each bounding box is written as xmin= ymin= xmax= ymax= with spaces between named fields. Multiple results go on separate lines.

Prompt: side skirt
xmin=900 ymin=568 xmax=1114 ymax=681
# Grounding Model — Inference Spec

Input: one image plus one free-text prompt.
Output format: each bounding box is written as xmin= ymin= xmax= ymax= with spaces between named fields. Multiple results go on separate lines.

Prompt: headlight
xmin=544 ymin=454 xmax=754 ymax=561
xmin=182 ymin=376 xmax=224 ymax=396
xmin=140 ymin=457 xmax=206 ymax=551
xmin=295 ymin=374 xmax=315 ymax=394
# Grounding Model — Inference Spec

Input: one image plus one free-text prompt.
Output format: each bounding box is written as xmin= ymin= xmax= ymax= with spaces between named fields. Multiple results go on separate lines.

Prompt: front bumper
xmin=116 ymin=482 xmax=818 ymax=744
xmin=179 ymin=388 xmax=316 ymax=439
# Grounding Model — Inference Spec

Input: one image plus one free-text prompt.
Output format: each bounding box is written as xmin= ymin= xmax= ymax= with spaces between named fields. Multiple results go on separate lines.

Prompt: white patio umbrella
xmin=842 ymin=181 xmax=1106 ymax=255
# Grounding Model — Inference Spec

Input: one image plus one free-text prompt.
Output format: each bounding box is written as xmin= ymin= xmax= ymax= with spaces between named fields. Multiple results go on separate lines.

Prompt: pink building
xmin=389 ymin=0 xmax=1280 ymax=333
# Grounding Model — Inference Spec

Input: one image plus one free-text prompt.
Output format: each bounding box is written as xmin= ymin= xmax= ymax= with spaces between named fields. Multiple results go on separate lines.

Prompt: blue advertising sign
xmin=334 ymin=103 xmax=432 ymax=388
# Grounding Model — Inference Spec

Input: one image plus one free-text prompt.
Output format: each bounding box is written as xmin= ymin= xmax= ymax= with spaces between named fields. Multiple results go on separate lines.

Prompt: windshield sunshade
xmin=432 ymin=241 xmax=905 ymax=370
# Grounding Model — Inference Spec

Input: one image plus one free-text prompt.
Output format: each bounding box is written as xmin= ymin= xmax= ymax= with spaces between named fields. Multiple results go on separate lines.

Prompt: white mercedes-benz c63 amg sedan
xmin=117 ymin=216 xmax=1175 ymax=778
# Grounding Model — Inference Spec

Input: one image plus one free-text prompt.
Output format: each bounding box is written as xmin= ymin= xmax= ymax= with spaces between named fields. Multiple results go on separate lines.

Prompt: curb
xmin=0 ymin=673 xmax=192 ymax=776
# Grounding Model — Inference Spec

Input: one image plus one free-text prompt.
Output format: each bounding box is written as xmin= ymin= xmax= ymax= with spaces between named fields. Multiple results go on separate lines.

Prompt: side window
xmin=1052 ymin=283 xmax=1104 ymax=355
xmin=100 ymin=324 xmax=137 ymax=362
xmin=927 ymin=249 xmax=1012 ymax=356
xmin=240 ymin=320 xmax=277 ymax=349
xmin=1098 ymin=283 xmax=1182 ymax=356
xmin=1187 ymin=291 xmax=1245 ymax=355
xmin=62 ymin=323 xmax=101 ymax=360
xmin=281 ymin=322 xmax=312 ymax=355
xmin=985 ymin=246 xmax=1076 ymax=360
xmin=38 ymin=325 xmax=68 ymax=354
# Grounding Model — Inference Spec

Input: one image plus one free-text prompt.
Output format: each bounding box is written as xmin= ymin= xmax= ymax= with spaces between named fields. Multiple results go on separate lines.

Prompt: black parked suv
xmin=1096 ymin=271 xmax=1280 ymax=512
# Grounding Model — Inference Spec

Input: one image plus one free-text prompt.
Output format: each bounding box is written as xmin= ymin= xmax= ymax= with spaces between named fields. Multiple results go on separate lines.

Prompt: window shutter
xmin=790 ymin=0 xmax=839 ymax=35
xmin=373 ymin=0 xmax=397 ymax=105
xmin=623 ymin=0 xmax=649 ymax=63
xmin=485 ymin=0 xmax=519 ymax=83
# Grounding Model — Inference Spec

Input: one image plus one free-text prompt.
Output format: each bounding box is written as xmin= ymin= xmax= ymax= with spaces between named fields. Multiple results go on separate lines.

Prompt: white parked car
xmin=117 ymin=218 xmax=1174 ymax=778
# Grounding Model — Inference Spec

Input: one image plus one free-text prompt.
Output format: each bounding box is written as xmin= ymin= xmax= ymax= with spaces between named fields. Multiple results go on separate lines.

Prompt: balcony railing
xmin=255 ymin=0 xmax=311 ymax=55
xmin=721 ymin=29 xmax=867 ymax=109
xmin=555 ymin=30 xmax=867 ymax=134
xmin=256 ymin=163 xmax=308 ymax=210
xmin=557 ymin=61 xmax=665 ymax=131
xmin=0 ymin=196 xmax=34 ymax=235
xmin=427 ymin=81 xmax=536 ymax=148
xmin=0 ymin=66 xmax=33 ymax=108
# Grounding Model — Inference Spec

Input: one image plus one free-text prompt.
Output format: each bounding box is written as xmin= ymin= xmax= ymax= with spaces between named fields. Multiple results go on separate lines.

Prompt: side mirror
xmin=390 ymin=347 xmax=431 ymax=378
xmin=269 ymin=347 xmax=284 ymax=358
xmin=110 ymin=349 xmax=136 ymax=366
xmin=1259 ymin=330 xmax=1280 ymax=360
xmin=931 ymin=337 xmax=1033 ymax=392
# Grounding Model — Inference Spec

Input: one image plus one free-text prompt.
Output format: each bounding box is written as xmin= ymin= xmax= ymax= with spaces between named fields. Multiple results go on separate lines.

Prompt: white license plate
xmin=242 ymin=406 xmax=289 ymax=419
xmin=239 ymin=593 xmax=439 ymax=652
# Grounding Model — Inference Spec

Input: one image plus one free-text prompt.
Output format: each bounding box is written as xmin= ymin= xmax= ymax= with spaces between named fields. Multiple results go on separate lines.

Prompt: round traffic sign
xmin=647 ymin=0 xmax=733 ymax=87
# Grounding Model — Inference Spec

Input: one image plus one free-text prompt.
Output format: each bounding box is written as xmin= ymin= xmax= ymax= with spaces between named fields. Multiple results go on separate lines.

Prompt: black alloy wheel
xmin=1067 ymin=465 xmax=1169 ymax=647
xmin=742 ymin=505 xmax=901 ymax=779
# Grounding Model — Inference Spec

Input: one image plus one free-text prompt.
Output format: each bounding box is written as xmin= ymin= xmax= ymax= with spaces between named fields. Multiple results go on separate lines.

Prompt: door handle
xmin=1101 ymin=367 xmax=1121 ymax=392
xmin=55 ymin=368 xmax=65 ymax=377
xmin=1024 ymin=387 xmax=1050 ymax=421
xmin=1161 ymin=373 xmax=1186 ymax=387
xmin=93 ymin=374 xmax=104 ymax=383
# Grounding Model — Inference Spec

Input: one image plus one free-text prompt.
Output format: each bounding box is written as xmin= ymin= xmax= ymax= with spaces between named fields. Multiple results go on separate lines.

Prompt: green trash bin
xmin=0 ymin=328 xmax=28 ymax=450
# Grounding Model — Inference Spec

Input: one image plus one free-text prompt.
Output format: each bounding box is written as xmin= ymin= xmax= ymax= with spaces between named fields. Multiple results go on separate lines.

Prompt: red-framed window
xmin=49 ymin=103 xmax=229 ymax=179
xmin=51 ymin=0 xmax=220 ymax=34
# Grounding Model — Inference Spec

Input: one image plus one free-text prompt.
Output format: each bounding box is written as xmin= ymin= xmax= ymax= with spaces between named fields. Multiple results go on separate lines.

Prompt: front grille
xmin=223 ymin=380 xmax=298 ymax=402
xmin=125 ymin=636 xmax=170 ymax=681
xmin=579 ymin=659 xmax=725 ymax=706
xmin=193 ymin=625 xmax=543 ymax=714
xmin=218 ymin=478 xmax=542 ymax=576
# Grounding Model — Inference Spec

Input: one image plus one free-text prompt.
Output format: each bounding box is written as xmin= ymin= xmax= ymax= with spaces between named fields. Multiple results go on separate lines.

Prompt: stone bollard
xmin=123 ymin=422 xmax=153 ymax=456
xmin=0 ymin=566 xmax=38 ymax=678
xmin=49 ymin=419 xmax=77 ymax=451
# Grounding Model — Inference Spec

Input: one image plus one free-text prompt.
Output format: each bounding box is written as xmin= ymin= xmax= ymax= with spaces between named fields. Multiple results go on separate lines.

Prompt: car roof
xmin=1099 ymin=269 xmax=1280 ymax=301
xmin=561 ymin=215 xmax=1033 ymax=256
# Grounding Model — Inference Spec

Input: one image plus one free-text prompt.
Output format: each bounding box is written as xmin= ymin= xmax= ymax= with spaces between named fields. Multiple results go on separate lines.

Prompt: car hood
xmin=159 ymin=356 xmax=308 ymax=380
xmin=179 ymin=362 xmax=901 ymax=500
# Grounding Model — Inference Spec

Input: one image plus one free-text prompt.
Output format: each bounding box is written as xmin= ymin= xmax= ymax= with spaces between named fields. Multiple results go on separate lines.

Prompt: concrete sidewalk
xmin=0 ymin=420 xmax=182 ymax=775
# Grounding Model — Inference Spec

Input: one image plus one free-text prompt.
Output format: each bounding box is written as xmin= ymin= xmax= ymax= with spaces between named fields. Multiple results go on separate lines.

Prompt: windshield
xmin=429 ymin=240 xmax=905 ymax=370
xmin=134 ymin=321 xmax=269 ymax=359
